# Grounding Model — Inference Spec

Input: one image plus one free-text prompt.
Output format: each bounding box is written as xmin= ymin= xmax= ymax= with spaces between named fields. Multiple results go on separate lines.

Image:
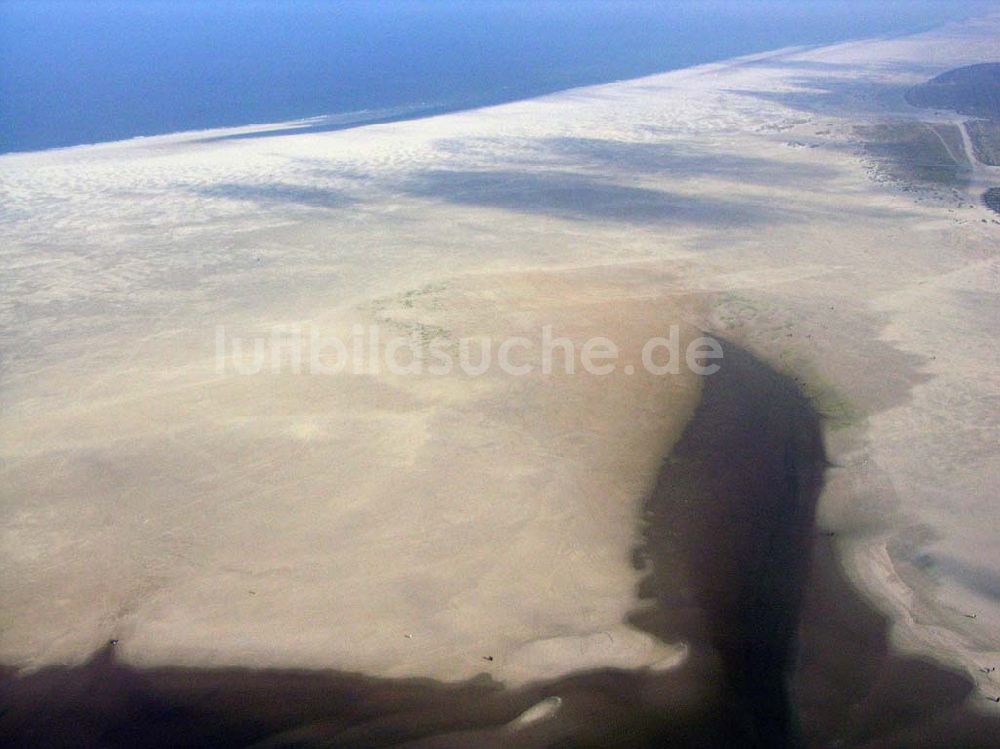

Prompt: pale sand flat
xmin=1 ymin=13 xmax=998 ymax=701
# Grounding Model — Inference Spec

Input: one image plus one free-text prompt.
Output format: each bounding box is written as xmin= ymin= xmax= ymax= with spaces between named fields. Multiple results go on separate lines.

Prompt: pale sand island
xmin=2 ymin=13 xmax=1000 ymax=748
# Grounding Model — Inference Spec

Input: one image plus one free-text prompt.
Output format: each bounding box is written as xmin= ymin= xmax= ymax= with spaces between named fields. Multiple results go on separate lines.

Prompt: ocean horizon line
xmin=0 ymin=34 xmax=893 ymax=159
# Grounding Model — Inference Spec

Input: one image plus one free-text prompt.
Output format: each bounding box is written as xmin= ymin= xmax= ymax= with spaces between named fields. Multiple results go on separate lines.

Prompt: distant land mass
xmin=905 ymin=62 xmax=1000 ymax=119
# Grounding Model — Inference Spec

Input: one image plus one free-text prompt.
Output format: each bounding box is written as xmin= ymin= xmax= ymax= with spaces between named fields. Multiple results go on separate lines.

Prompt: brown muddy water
xmin=1 ymin=340 xmax=996 ymax=748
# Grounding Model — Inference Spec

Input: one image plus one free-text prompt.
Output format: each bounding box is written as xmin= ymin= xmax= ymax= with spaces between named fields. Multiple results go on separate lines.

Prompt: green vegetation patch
xmin=967 ymin=119 xmax=1000 ymax=166
xmin=776 ymin=348 xmax=862 ymax=430
xmin=855 ymin=121 xmax=970 ymax=188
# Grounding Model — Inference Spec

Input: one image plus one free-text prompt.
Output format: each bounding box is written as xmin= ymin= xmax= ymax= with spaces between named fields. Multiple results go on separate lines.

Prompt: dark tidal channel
xmin=1 ymin=339 xmax=996 ymax=748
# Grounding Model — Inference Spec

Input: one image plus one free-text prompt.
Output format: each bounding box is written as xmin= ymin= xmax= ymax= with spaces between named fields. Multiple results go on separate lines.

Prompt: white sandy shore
xmin=1 ymin=14 xmax=998 ymax=700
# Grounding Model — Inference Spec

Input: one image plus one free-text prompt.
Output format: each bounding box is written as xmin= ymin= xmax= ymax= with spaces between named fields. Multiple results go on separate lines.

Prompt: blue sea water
xmin=0 ymin=0 xmax=996 ymax=154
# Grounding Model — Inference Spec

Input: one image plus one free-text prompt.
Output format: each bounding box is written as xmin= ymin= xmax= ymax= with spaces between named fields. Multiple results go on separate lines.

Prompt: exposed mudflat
xmin=2 ymin=11 xmax=1000 ymax=745
xmin=3 ymin=341 xmax=996 ymax=747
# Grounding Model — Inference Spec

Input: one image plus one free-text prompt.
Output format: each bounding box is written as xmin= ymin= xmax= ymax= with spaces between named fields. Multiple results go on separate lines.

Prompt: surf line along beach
xmin=4 ymin=339 xmax=994 ymax=747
